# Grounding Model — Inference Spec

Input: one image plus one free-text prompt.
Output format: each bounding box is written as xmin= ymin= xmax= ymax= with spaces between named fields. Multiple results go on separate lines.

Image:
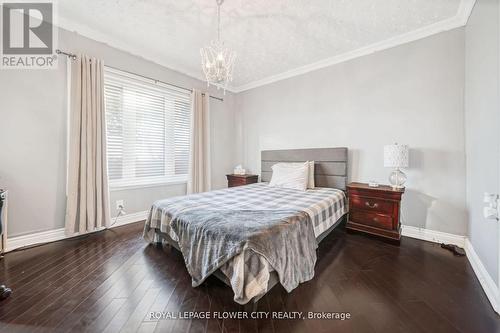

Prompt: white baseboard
xmin=401 ymin=225 xmax=466 ymax=247
xmin=110 ymin=210 xmax=148 ymax=227
xmin=402 ymin=225 xmax=498 ymax=314
xmin=5 ymin=210 xmax=148 ymax=252
xmin=464 ymin=239 xmax=499 ymax=314
xmin=5 ymin=217 xmax=499 ymax=315
xmin=5 ymin=228 xmax=67 ymax=252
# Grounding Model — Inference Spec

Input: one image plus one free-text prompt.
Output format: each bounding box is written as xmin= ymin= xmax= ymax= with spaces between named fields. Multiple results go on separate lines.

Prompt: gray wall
xmin=1 ymin=11 xmax=494 ymax=270
xmin=236 ymin=28 xmax=467 ymax=235
xmin=465 ymin=0 xmax=500 ymax=285
xmin=0 ymin=28 xmax=238 ymax=237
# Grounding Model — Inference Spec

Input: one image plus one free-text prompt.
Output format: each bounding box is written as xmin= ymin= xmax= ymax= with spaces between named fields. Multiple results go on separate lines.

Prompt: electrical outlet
xmin=116 ymin=200 xmax=124 ymax=210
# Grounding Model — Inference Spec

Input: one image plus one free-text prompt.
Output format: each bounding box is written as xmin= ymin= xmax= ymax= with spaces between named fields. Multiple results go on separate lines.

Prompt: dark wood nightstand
xmin=226 ymin=174 xmax=259 ymax=188
xmin=346 ymin=182 xmax=404 ymax=242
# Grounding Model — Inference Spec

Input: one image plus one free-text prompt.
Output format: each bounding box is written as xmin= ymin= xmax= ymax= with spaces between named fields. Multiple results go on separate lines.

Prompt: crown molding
xmin=456 ymin=0 xmax=477 ymax=25
xmin=56 ymin=17 xmax=237 ymax=94
xmin=56 ymin=0 xmax=475 ymax=94
xmin=232 ymin=0 xmax=476 ymax=93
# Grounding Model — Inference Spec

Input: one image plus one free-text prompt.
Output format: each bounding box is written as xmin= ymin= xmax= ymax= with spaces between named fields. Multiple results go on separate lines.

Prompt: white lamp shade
xmin=384 ymin=144 xmax=409 ymax=168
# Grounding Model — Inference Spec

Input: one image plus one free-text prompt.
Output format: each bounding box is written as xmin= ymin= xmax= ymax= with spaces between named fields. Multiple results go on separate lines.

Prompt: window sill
xmin=109 ymin=178 xmax=187 ymax=191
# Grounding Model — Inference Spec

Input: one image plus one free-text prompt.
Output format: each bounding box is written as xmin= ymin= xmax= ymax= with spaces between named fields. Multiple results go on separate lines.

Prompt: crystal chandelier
xmin=200 ymin=0 xmax=236 ymax=93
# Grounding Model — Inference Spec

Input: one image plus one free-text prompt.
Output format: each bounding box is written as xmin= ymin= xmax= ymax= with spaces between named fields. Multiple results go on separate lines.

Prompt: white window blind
xmin=104 ymin=67 xmax=191 ymax=188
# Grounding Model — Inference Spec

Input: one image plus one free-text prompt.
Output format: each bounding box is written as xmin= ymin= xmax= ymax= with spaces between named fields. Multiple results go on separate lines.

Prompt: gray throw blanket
xmin=170 ymin=209 xmax=318 ymax=293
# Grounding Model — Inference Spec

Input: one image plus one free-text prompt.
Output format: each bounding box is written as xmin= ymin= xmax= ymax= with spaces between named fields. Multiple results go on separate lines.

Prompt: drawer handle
xmin=373 ymin=217 xmax=379 ymax=223
xmin=365 ymin=202 xmax=379 ymax=209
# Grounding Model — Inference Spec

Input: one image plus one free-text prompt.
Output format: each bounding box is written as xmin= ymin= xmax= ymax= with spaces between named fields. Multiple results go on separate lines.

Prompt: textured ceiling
xmin=58 ymin=0 xmax=469 ymax=92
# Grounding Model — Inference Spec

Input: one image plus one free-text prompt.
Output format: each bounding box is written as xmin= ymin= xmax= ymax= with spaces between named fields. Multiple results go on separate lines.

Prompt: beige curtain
xmin=187 ymin=90 xmax=211 ymax=194
xmin=65 ymin=55 xmax=110 ymax=235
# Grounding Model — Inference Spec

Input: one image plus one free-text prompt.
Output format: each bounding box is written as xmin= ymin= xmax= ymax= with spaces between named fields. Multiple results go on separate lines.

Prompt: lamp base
xmin=389 ymin=168 xmax=407 ymax=189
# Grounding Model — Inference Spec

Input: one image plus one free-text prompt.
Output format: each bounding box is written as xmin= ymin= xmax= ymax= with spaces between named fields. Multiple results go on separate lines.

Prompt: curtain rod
xmin=55 ymin=49 xmax=224 ymax=102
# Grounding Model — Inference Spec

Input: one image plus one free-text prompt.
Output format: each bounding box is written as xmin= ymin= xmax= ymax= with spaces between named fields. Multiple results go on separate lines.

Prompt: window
xmin=104 ymin=67 xmax=191 ymax=188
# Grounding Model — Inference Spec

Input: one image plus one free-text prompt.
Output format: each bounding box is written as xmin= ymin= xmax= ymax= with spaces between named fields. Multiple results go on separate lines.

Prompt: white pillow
xmin=269 ymin=162 xmax=309 ymax=191
xmin=307 ymin=161 xmax=315 ymax=188
xmin=270 ymin=161 xmax=315 ymax=189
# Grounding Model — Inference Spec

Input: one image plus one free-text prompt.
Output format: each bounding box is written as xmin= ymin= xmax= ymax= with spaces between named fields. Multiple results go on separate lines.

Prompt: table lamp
xmin=384 ymin=143 xmax=409 ymax=189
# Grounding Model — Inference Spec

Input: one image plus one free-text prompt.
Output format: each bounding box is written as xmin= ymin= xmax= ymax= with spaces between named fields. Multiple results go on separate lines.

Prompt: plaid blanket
xmin=143 ymin=183 xmax=347 ymax=304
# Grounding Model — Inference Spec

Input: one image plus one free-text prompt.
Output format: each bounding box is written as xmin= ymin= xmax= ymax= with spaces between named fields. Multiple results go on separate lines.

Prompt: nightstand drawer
xmin=350 ymin=195 xmax=394 ymax=214
xmin=229 ymin=179 xmax=248 ymax=187
xmin=347 ymin=182 xmax=404 ymax=242
xmin=350 ymin=211 xmax=393 ymax=230
xmin=227 ymin=174 xmax=258 ymax=188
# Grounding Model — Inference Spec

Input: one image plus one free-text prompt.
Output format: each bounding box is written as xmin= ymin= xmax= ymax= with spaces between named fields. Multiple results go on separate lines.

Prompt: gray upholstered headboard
xmin=261 ymin=147 xmax=348 ymax=191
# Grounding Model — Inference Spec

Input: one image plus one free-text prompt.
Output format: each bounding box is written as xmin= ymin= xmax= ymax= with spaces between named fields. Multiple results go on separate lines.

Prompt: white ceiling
xmin=57 ymin=0 xmax=474 ymax=92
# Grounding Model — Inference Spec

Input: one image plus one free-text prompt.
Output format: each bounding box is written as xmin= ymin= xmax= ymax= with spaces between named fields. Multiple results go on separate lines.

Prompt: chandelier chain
xmin=200 ymin=0 xmax=235 ymax=93
xmin=217 ymin=1 xmax=221 ymax=41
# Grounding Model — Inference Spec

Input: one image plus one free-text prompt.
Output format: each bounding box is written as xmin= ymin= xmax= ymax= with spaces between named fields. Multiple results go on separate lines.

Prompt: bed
xmin=143 ymin=147 xmax=348 ymax=304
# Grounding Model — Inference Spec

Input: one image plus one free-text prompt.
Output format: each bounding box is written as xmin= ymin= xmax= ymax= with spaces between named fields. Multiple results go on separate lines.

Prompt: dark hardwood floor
xmin=0 ymin=221 xmax=499 ymax=333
